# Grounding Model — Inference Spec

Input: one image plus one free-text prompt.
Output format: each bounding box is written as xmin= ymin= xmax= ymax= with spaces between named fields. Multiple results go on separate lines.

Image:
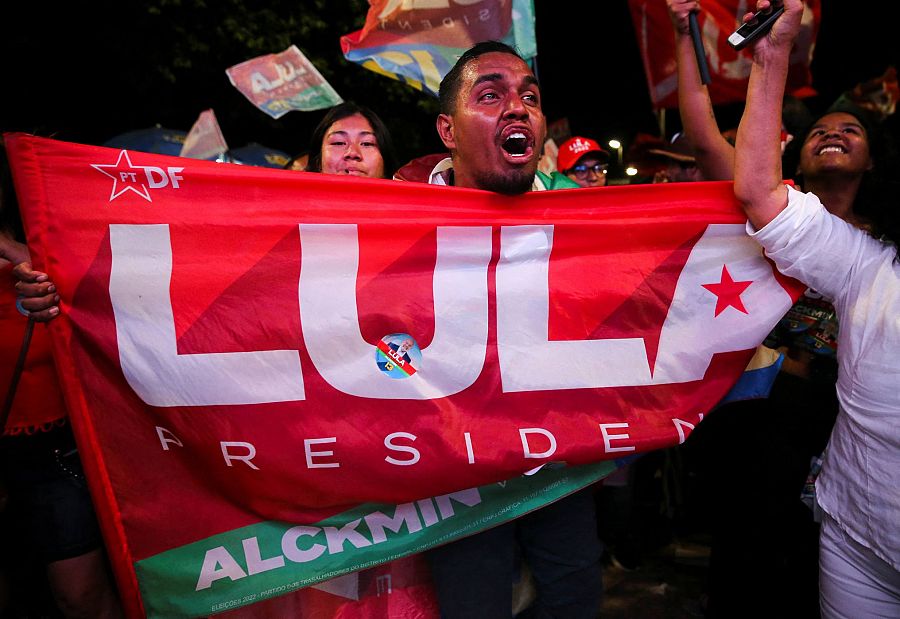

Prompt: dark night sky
xmin=2 ymin=1 xmax=898 ymax=168
xmin=533 ymin=0 xmax=900 ymax=154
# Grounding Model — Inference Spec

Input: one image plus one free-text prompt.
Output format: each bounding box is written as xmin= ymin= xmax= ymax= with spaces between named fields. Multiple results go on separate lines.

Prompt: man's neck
xmin=450 ymin=158 xmax=478 ymax=190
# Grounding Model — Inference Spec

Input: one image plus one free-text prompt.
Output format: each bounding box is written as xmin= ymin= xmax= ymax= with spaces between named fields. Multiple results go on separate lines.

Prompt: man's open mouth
xmin=502 ymin=132 xmax=530 ymax=156
xmin=499 ymin=127 xmax=535 ymax=161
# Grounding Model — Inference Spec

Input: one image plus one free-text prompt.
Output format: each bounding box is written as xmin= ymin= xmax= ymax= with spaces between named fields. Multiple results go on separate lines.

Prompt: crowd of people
xmin=2 ymin=0 xmax=898 ymax=617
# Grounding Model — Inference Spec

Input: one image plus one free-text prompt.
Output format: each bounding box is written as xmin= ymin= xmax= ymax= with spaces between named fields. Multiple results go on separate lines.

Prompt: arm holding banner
xmin=0 ymin=234 xmax=28 ymax=265
xmin=12 ymin=260 xmax=59 ymax=322
xmin=0 ymin=234 xmax=60 ymax=322
xmin=734 ymin=0 xmax=802 ymax=228
xmin=667 ymin=0 xmax=735 ymax=180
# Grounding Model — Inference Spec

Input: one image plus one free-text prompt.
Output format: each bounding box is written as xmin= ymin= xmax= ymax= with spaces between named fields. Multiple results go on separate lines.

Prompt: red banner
xmin=628 ymin=0 xmax=820 ymax=108
xmin=6 ymin=134 xmax=802 ymax=616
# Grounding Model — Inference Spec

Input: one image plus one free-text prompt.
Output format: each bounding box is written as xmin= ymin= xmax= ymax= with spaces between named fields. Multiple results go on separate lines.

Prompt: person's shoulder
xmin=393 ymin=153 xmax=451 ymax=184
xmin=535 ymin=170 xmax=579 ymax=191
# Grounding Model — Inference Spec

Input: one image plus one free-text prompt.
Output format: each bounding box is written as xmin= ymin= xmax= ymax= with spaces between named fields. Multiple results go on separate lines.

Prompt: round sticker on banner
xmin=375 ymin=333 xmax=422 ymax=379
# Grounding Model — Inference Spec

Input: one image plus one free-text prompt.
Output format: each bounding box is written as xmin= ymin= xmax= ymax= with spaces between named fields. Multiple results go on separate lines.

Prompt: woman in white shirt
xmin=733 ymin=1 xmax=900 ymax=617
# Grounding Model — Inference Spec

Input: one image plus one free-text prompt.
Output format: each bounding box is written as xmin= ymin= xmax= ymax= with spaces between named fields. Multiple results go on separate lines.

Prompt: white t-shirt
xmin=749 ymin=185 xmax=900 ymax=571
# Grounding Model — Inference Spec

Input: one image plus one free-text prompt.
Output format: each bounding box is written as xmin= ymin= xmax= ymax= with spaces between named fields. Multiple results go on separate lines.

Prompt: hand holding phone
xmin=727 ymin=3 xmax=785 ymax=50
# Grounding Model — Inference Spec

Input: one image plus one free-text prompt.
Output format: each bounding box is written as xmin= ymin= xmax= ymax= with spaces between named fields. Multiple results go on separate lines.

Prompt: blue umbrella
xmin=226 ymin=143 xmax=291 ymax=168
xmin=103 ymin=125 xmax=187 ymax=156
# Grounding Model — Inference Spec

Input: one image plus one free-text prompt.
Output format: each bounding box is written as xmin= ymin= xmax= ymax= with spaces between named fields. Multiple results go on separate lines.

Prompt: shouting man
xmin=422 ymin=41 xmax=602 ymax=619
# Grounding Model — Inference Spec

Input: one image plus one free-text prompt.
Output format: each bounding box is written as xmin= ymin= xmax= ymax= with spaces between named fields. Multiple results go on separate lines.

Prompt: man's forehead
xmin=463 ymin=53 xmax=536 ymax=87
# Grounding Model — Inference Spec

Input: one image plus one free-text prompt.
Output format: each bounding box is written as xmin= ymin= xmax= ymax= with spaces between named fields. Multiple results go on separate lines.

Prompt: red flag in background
xmin=628 ymin=0 xmax=820 ymax=108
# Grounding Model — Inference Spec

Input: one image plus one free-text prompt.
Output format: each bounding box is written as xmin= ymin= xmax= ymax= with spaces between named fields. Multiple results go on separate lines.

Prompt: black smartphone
xmin=727 ymin=5 xmax=785 ymax=50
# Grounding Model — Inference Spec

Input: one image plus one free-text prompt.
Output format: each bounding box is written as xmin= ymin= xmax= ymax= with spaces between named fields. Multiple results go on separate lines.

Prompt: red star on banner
xmin=702 ymin=265 xmax=753 ymax=317
xmin=91 ymin=150 xmax=152 ymax=202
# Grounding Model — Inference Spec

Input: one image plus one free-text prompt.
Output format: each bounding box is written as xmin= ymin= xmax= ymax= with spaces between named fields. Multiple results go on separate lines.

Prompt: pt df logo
xmin=375 ymin=334 xmax=422 ymax=379
xmin=91 ymin=150 xmax=184 ymax=202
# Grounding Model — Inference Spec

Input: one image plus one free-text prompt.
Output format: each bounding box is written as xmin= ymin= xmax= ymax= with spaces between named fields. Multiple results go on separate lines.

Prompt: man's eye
xmin=480 ymin=92 xmax=498 ymax=101
xmin=361 ymin=141 xmax=379 ymax=148
xmin=843 ymin=127 xmax=860 ymax=135
xmin=329 ymin=140 xmax=347 ymax=147
xmin=523 ymin=93 xmax=539 ymax=104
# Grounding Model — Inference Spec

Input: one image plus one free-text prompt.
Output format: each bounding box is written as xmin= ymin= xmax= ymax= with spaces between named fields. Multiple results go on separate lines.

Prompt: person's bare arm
xmin=0 ymin=234 xmax=29 ymax=266
xmin=668 ymin=0 xmax=735 ymax=180
xmin=734 ymin=0 xmax=803 ymax=228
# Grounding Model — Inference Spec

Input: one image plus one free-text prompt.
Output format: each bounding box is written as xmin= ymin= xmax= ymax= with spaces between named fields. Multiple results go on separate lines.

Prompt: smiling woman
xmin=304 ymin=102 xmax=398 ymax=179
xmin=781 ymin=102 xmax=894 ymax=226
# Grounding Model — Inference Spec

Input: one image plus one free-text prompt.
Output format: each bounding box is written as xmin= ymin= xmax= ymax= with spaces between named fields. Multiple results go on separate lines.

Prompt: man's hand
xmin=13 ymin=261 xmax=60 ymax=322
xmin=667 ymin=0 xmax=700 ymax=35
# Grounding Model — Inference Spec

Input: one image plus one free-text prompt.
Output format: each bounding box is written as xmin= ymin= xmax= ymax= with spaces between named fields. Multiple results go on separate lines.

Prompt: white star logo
xmin=91 ymin=150 xmax=152 ymax=202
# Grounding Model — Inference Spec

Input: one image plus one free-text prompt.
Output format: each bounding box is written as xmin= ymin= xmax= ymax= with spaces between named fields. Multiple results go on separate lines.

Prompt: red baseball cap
xmin=557 ymin=136 xmax=610 ymax=172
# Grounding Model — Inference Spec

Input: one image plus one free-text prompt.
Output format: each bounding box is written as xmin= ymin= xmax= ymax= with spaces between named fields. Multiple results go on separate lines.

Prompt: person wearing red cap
xmin=557 ymin=136 xmax=610 ymax=187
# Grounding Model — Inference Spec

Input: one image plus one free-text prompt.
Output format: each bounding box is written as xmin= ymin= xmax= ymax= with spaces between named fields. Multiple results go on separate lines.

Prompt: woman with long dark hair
xmin=305 ymin=101 xmax=397 ymax=179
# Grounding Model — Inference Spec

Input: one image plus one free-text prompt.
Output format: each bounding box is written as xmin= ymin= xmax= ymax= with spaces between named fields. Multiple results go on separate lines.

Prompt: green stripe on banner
xmin=135 ymin=461 xmax=615 ymax=617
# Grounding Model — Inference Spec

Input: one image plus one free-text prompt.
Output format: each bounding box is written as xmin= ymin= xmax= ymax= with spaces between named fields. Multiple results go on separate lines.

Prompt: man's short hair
xmin=438 ymin=41 xmax=525 ymax=116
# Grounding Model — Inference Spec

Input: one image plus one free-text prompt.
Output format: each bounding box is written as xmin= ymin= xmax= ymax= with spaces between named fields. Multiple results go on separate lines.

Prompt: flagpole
xmin=1 ymin=318 xmax=34 ymax=431
xmin=688 ymin=12 xmax=712 ymax=85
